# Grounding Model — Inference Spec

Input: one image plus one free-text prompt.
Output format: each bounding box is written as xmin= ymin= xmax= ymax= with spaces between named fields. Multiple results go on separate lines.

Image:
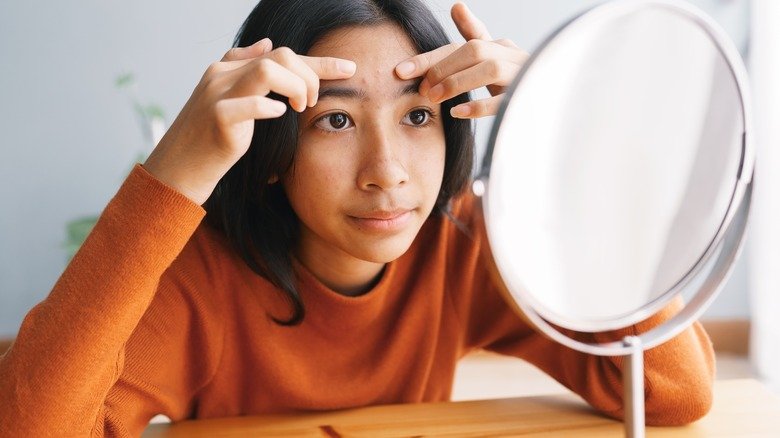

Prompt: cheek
xmin=284 ymin=143 xmax=352 ymax=210
xmin=408 ymin=130 xmax=447 ymax=186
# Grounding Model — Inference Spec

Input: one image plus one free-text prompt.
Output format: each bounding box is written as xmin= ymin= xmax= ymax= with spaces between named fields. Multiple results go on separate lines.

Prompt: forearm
xmin=0 ymin=165 xmax=205 ymax=434
xmin=517 ymin=301 xmax=715 ymax=426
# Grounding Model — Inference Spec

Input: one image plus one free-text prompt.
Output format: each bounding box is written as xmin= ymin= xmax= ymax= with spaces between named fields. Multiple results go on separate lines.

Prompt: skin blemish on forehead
xmin=307 ymin=23 xmax=422 ymax=102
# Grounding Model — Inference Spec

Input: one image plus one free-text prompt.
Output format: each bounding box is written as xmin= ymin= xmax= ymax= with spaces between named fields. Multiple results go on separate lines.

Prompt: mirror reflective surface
xmin=482 ymin=2 xmax=745 ymax=332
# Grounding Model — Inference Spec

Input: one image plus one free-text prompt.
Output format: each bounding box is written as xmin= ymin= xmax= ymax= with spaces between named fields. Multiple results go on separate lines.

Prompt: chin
xmin=348 ymin=234 xmax=417 ymax=263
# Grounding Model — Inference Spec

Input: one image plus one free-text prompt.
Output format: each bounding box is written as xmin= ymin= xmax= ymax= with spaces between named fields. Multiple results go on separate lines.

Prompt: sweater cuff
xmin=127 ymin=163 xmax=206 ymax=220
xmin=77 ymin=164 xmax=207 ymax=277
xmin=110 ymin=163 xmax=206 ymax=234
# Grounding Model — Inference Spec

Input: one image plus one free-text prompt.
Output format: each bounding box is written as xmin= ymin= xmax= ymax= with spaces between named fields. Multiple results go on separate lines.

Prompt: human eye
xmin=401 ymin=108 xmax=436 ymax=127
xmin=313 ymin=112 xmax=353 ymax=133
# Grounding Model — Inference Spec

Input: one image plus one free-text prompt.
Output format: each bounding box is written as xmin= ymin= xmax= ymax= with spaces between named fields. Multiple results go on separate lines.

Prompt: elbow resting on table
xmin=644 ymin=379 xmax=713 ymax=426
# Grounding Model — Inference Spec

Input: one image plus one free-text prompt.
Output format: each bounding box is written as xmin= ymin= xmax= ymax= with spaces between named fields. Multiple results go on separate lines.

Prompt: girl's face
xmin=283 ymin=23 xmax=446 ymax=288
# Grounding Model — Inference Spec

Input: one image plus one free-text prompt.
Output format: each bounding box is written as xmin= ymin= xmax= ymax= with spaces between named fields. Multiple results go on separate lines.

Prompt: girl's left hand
xmin=394 ymin=2 xmax=528 ymax=119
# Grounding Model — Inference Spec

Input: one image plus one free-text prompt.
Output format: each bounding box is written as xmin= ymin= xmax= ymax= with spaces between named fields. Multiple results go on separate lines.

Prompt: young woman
xmin=0 ymin=0 xmax=715 ymax=435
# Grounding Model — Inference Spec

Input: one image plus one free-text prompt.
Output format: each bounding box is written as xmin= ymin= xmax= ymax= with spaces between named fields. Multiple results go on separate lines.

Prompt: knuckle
xmin=518 ymin=50 xmax=530 ymax=62
xmin=302 ymin=63 xmax=318 ymax=84
xmin=420 ymin=53 xmax=435 ymax=71
xmin=212 ymin=100 xmax=229 ymax=126
xmin=250 ymin=96 xmax=265 ymax=113
xmin=428 ymin=62 xmax=445 ymax=82
xmin=485 ymin=59 xmax=502 ymax=78
xmin=275 ymin=46 xmax=294 ymax=60
xmin=467 ymin=40 xmax=487 ymax=60
xmin=254 ymin=58 xmax=274 ymax=78
xmin=447 ymin=42 xmax=462 ymax=55
xmin=200 ymin=71 xmax=223 ymax=94
xmin=321 ymin=57 xmax=338 ymax=74
xmin=305 ymin=80 xmax=318 ymax=97
xmin=201 ymin=76 xmax=219 ymax=94
xmin=223 ymin=47 xmax=241 ymax=61
xmin=294 ymin=75 xmax=308 ymax=95
xmin=496 ymin=38 xmax=516 ymax=48
xmin=204 ymin=62 xmax=221 ymax=77
xmin=441 ymin=75 xmax=460 ymax=94
xmin=473 ymin=101 xmax=486 ymax=117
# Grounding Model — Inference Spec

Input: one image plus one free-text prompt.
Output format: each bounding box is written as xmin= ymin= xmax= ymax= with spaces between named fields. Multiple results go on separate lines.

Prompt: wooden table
xmin=143 ymin=379 xmax=780 ymax=437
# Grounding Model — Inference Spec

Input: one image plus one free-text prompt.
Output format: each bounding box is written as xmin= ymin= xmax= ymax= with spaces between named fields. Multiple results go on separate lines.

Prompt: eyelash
xmin=313 ymin=108 xmax=438 ymax=134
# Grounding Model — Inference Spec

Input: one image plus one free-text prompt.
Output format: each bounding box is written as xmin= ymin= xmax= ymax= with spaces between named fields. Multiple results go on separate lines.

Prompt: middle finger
xmin=427 ymin=59 xmax=519 ymax=103
xmin=420 ymin=40 xmax=526 ymax=95
xmin=264 ymin=47 xmax=321 ymax=107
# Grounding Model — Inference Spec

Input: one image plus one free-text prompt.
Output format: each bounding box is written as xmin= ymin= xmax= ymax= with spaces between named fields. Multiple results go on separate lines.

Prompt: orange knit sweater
xmin=0 ymin=165 xmax=715 ymax=436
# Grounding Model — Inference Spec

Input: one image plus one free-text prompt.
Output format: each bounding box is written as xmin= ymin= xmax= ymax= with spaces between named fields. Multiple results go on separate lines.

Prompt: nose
xmin=356 ymin=124 xmax=409 ymax=191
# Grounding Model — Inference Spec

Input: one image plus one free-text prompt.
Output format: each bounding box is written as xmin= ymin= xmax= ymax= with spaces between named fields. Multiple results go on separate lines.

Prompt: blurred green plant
xmin=63 ymin=73 xmax=166 ymax=262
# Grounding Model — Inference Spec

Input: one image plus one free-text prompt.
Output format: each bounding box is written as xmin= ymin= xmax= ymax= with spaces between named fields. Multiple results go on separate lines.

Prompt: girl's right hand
xmin=143 ymin=39 xmax=357 ymax=205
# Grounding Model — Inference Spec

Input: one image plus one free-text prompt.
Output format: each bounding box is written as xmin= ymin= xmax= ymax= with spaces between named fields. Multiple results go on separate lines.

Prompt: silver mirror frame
xmin=474 ymin=0 xmax=754 ymax=357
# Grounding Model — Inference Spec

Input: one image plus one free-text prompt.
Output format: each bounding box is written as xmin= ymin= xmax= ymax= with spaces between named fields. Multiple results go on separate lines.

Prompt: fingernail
xmin=428 ymin=84 xmax=444 ymax=102
xmin=451 ymin=105 xmax=471 ymax=118
xmin=337 ymin=60 xmax=356 ymax=75
xmin=396 ymin=61 xmax=416 ymax=78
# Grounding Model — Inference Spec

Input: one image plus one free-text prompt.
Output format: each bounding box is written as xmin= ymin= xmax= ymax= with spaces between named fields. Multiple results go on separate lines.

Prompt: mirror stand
xmin=623 ymin=336 xmax=645 ymax=438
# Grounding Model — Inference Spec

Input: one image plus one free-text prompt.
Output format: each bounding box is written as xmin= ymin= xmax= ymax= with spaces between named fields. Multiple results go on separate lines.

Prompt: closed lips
xmin=355 ymin=209 xmax=412 ymax=220
xmin=348 ymin=209 xmax=414 ymax=232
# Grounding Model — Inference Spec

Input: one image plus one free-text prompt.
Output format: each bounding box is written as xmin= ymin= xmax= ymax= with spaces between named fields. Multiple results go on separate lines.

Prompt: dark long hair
xmin=204 ymin=0 xmax=474 ymax=325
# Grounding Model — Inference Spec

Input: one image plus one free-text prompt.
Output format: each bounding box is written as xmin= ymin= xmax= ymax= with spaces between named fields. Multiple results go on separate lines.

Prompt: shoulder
xmin=173 ymin=221 xmax=239 ymax=278
xmin=436 ymin=189 xmax=487 ymax=263
xmin=447 ymin=188 xmax=482 ymax=229
xmin=410 ymin=188 xmax=490 ymax=293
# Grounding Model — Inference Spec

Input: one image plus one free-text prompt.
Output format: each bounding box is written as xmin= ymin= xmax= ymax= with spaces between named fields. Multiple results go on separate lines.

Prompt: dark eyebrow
xmin=400 ymin=79 xmax=423 ymax=96
xmin=317 ymin=86 xmax=366 ymax=101
xmin=318 ymin=78 xmax=423 ymax=101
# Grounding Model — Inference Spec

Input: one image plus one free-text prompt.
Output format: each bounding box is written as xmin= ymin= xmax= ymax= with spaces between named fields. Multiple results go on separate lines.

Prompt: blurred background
xmin=1 ymin=0 xmax=777 ymax=400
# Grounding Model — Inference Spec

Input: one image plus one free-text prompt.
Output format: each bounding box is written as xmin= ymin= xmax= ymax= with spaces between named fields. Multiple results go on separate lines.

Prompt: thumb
xmin=451 ymin=2 xmax=492 ymax=41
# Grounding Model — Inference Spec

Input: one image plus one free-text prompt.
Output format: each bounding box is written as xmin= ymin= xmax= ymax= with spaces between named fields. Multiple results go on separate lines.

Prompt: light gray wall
xmin=0 ymin=0 xmax=750 ymax=337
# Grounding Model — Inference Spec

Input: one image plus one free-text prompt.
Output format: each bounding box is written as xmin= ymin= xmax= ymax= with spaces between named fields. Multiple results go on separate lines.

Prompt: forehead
xmin=308 ymin=23 xmax=419 ymax=90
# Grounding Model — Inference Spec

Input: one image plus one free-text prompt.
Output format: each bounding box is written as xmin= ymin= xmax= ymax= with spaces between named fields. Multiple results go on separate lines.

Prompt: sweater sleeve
xmin=467 ymin=282 xmax=716 ymax=426
xmin=0 ymin=164 xmax=212 ymax=436
xmin=449 ymin=193 xmax=715 ymax=427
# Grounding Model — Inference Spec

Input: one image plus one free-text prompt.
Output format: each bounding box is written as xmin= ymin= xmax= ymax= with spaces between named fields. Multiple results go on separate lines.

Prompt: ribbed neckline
xmin=292 ymin=256 xmax=400 ymax=330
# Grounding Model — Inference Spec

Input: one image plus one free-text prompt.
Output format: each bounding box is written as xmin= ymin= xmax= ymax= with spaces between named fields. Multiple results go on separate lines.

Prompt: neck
xmin=295 ymin=242 xmax=385 ymax=297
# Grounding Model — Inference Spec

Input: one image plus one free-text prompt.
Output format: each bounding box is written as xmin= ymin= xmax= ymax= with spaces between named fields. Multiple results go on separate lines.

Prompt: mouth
xmin=348 ymin=209 xmax=414 ymax=232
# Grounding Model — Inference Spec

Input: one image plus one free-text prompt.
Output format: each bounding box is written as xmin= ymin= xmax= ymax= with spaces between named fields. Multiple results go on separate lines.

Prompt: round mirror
xmin=477 ymin=0 xmax=752 ymax=336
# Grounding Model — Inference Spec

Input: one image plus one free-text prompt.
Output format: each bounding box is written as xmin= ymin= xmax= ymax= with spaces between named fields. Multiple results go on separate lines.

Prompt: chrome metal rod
xmin=623 ymin=335 xmax=645 ymax=438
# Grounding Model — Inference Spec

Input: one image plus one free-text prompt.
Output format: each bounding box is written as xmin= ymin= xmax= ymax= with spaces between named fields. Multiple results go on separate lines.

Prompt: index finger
xmin=451 ymin=2 xmax=493 ymax=41
xmin=394 ymin=43 xmax=460 ymax=80
xmin=299 ymin=55 xmax=357 ymax=79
